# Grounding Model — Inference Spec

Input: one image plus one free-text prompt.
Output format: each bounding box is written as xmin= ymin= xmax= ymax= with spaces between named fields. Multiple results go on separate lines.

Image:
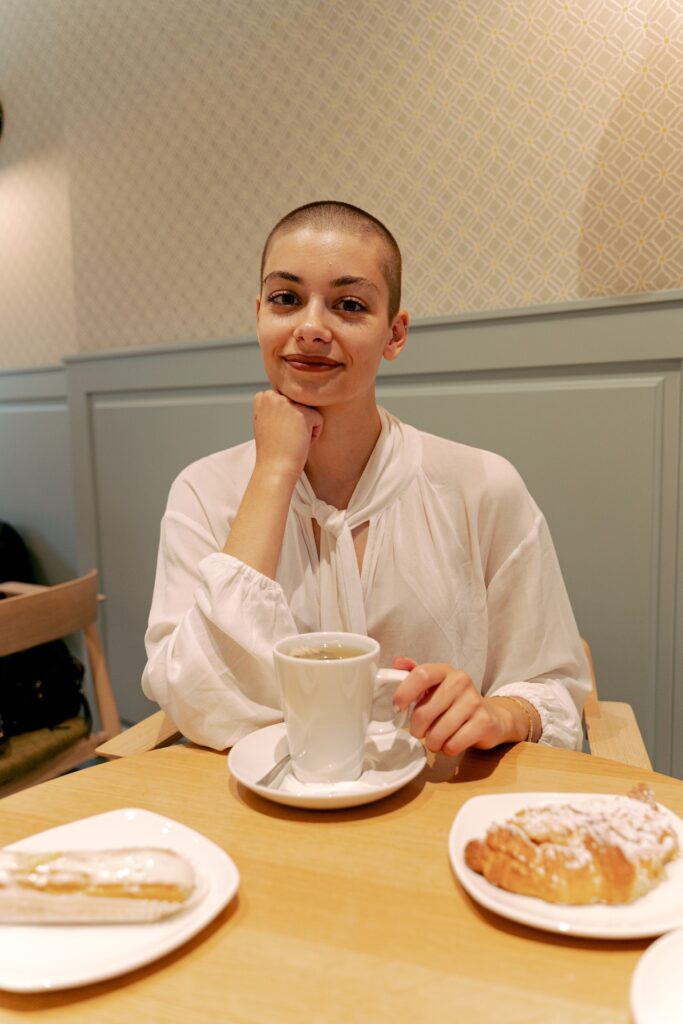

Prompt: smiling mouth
xmin=282 ymin=356 xmax=343 ymax=373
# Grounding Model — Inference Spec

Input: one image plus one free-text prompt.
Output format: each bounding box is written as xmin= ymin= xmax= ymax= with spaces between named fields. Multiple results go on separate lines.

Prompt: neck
xmin=304 ymin=401 xmax=382 ymax=509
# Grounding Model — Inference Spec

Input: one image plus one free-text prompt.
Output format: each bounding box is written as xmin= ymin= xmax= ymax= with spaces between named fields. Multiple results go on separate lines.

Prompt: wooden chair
xmin=581 ymin=640 xmax=651 ymax=770
xmin=97 ymin=640 xmax=652 ymax=770
xmin=0 ymin=570 xmax=122 ymax=796
xmin=96 ymin=707 xmax=179 ymax=759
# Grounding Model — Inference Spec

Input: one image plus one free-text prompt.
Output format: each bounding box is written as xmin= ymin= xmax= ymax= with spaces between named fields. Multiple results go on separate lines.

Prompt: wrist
xmin=251 ymin=460 xmax=302 ymax=491
xmin=488 ymin=696 xmax=540 ymax=744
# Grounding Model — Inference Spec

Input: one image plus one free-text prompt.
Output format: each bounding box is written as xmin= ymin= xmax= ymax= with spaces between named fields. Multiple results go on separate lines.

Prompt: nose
xmin=294 ymin=298 xmax=332 ymax=345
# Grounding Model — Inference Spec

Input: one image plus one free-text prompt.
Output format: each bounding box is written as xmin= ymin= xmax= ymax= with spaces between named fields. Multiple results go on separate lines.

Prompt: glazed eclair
xmin=0 ymin=847 xmax=196 ymax=923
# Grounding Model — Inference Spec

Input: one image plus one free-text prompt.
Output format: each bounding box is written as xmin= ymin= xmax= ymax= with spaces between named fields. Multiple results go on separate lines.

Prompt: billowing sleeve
xmin=141 ymin=481 xmax=298 ymax=750
xmin=478 ymin=459 xmax=592 ymax=750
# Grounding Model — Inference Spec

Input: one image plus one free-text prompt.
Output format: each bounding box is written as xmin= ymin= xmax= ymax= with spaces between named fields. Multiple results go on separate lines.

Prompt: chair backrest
xmin=581 ymin=638 xmax=651 ymax=770
xmin=0 ymin=569 xmax=123 ymax=795
xmin=0 ymin=571 xmax=100 ymax=656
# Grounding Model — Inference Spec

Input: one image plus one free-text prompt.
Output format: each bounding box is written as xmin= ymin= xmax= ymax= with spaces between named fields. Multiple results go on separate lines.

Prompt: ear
xmin=255 ymin=295 xmax=261 ymax=319
xmin=383 ymin=310 xmax=409 ymax=361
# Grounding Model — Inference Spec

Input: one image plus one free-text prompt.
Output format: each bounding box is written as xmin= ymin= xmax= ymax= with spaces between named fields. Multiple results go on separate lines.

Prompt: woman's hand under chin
xmin=222 ymin=391 xmax=324 ymax=579
xmin=252 ymin=389 xmax=324 ymax=483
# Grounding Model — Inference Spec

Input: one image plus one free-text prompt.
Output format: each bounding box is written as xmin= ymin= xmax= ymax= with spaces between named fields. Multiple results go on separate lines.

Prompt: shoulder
xmin=166 ymin=441 xmax=256 ymax=512
xmin=410 ymin=427 xmax=544 ymax=574
xmin=415 ymin=427 xmax=531 ymax=509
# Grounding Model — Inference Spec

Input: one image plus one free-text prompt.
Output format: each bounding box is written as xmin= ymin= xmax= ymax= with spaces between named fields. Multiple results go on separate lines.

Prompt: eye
xmin=335 ymin=297 xmax=367 ymax=314
xmin=267 ymin=290 xmax=300 ymax=307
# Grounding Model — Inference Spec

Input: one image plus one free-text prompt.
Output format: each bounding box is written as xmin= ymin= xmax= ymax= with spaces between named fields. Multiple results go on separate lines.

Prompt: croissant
xmin=464 ymin=786 xmax=679 ymax=905
xmin=0 ymin=847 xmax=195 ymax=923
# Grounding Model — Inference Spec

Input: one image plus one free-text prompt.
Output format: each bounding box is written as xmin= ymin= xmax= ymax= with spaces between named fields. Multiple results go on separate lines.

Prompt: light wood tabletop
xmin=0 ymin=741 xmax=680 ymax=1023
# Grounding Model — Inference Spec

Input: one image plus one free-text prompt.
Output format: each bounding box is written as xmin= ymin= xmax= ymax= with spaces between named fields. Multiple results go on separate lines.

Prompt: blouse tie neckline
xmin=291 ymin=407 xmax=421 ymax=633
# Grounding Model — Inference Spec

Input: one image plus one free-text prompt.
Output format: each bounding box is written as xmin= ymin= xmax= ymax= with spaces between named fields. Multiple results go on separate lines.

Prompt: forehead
xmin=263 ymin=226 xmax=388 ymax=289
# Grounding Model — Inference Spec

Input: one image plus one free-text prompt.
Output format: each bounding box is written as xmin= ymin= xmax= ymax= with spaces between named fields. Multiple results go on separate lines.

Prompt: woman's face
xmin=256 ymin=225 xmax=407 ymax=412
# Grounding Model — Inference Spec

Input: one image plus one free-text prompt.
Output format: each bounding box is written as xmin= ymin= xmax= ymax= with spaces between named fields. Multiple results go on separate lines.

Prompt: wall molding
xmin=1 ymin=294 xmax=681 ymax=775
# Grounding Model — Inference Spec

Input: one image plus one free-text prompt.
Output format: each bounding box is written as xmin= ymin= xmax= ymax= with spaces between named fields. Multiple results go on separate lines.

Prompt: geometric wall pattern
xmin=0 ymin=0 xmax=682 ymax=369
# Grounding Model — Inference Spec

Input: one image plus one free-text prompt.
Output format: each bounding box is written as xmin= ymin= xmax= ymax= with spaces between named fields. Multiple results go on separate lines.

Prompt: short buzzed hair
xmin=260 ymin=201 xmax=402 ymax=320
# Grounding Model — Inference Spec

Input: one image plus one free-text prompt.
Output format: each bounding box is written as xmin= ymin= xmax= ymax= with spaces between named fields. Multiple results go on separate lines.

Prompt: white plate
xmin=631 ymin=928 xmax=683 ymax=1023
xmin=449 ymin=792 xmax=683 ymax=939
xmin=228 ymin=722 xmax=426 ymax=809
xmin=0 ymin=808 xmax=239 ymax=992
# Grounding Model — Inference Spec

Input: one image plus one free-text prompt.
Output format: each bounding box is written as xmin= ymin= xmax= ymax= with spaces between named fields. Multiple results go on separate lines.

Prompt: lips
xmin=282 ymin=355 xmax=343 ymax=372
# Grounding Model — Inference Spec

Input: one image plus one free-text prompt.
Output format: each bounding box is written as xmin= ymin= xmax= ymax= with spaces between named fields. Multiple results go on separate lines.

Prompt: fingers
xmin=269 ymin=389 xmax=324 ymax=434
xmin=252 ymin=390 xmax=323 ymax=477
xmin=407 ymin=666 xmax=475 ymax=743
xmin=392 ymin=662 xmax=462 ymax=710
xmin=392 ymin=656 xmax=417 ymax=672
xmin=392 ymin=663 xmax=503 ymax=757
xmin=425 ymin=701 xmax=499 ymax=756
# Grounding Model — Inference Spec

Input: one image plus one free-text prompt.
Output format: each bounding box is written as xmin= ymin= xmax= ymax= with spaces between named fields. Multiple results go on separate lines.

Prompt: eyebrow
xmin=262 ymin=271 xmax=301 ymax=286
xmin=332 ymin=275 xmax=379 ymax=293
xmin=262 ymin=270 xmax=379 ymax=293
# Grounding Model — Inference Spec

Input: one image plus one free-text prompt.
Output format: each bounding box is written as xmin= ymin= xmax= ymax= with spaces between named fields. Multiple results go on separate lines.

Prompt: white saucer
xmin=631 ymin=928 xmax=683 ymax=1023
xmin=228 ymin=723 xmax=426 ymax=809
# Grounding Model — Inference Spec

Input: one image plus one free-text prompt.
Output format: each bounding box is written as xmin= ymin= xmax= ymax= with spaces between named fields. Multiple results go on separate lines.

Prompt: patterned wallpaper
xmin=0 ymin=0 xmax=76 ymax=369
xmin=0 ymin=0 xmax=682 ymax=369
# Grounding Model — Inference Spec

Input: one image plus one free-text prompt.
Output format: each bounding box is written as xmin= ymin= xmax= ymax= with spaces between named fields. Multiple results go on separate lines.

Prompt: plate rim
xmin=0 ymin=807 xmax=239 ymax=992
xmin=630 ymin=926 xmax=683 ymax=1024
xmin=448 ymin=791 xmax=683 ymax=940
xmin=228 ymin=722 xmax=426 ymax=809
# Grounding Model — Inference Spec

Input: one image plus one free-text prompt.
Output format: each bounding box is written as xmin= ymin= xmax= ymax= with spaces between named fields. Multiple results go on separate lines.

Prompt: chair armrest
xmin=584 ymin=699 xmax=652 ymax=771
xmin=0 ymin=580 xmax=47 ymax=596
xmin=95 ymin=710 xmax=181 ymax=759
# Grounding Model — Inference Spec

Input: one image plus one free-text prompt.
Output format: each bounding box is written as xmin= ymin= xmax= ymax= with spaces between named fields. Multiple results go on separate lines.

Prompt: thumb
xmin=304 ymin=406 xmax=324 ymax=443
xmin=393 ymin=656 xmax=417 ymax=671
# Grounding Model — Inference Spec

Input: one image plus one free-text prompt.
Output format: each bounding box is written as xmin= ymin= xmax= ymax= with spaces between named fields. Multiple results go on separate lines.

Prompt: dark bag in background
xmin=0 ymin=523 xmax=92 ymax=751
xmin=0 ymin=521 xmax=34 ymax=583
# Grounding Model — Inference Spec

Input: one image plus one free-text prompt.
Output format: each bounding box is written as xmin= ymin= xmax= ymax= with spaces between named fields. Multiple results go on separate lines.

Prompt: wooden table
xmin=0 ymin=741 xmax=680 ymax=1023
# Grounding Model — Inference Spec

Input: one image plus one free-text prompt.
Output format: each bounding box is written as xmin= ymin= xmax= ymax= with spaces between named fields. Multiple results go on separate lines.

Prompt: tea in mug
xmin=287 ymin=643 xmax=368 ymax=661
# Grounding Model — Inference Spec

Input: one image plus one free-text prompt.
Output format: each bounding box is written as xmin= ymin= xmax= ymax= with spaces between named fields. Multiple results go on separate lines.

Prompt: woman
xmin=142 ymin=200 xmax=590 ymax=754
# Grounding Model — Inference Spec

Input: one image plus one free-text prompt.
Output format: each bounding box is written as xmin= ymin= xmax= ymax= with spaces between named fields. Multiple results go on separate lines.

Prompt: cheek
xmin=256 ymin=332 xmax=280 ymax=376
xmin=260 ymin=345 xmax=279 ymax=372
xmin=260 ymin=359 xmax=281 ymax=393
xmin=257 ymin=327 xmax=277 ymax=356
xmin=355 ymin=339 xmax=389 ymax=371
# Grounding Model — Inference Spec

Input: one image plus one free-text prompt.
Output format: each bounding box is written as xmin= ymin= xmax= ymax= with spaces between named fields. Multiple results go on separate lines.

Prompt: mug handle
xmin=368 ymin=668 xmax=412 ymax=735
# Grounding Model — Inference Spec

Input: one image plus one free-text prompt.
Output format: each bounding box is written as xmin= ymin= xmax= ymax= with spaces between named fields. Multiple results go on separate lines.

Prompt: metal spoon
xmin=255 ymin=753 xmax=291 ymax=788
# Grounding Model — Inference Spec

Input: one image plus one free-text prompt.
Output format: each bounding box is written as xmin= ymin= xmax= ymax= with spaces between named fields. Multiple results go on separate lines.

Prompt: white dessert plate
xmin=631 ymin=927 xmax=683 ymax=1023
xmin=0 ymin=807 xmax=239 ymax=992
xmin=449 ymin=792 xmax=683 ymax=939
xmin=228 ymin=722 xmax=426 ymax=809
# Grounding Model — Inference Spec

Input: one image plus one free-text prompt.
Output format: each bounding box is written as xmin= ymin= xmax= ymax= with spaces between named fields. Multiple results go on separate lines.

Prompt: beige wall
xmin=0 ymin=0 xmax=682 ymax=370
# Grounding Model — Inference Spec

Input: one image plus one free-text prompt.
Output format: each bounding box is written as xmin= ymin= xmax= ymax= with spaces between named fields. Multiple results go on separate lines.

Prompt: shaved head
xmin=261 ymin=201 xmax=402 ymax=320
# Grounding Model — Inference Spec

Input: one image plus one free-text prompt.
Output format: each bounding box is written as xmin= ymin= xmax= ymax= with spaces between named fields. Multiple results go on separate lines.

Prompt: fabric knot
xmin=289 ymin=407 xmax=421 ymax=633
xmin=310 ymin=500 xmax=347 ymax=538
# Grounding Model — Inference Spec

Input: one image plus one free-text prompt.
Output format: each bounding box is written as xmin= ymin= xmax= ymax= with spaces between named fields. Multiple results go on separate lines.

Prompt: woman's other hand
xmin=391 ymin=657 xmax=540 ymax=755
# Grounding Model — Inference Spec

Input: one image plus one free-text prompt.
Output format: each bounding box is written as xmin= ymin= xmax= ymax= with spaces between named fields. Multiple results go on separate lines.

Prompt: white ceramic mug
xmin=273 ymin=631 xmax=410 ymax=784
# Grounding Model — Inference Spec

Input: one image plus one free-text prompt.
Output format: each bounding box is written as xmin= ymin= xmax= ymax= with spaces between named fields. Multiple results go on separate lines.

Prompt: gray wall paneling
xmin=0 ymin=367 xmax=77 ymax=583
xmin=4 ymin=295 xmax=682 ymax=775
xmin=65 ymin=341 xmax=268 ymax=726
xmin=0 ymin=367 xmax=97 ymax=718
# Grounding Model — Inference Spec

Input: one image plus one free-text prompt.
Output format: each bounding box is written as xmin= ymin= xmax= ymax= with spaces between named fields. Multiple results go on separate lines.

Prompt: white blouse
xmin=142 ymin=412 xmax=591 ymax=751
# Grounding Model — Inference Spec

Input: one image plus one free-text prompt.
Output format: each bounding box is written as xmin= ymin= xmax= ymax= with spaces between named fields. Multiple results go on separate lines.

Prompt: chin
xmin=280 ymin=380 xmax=337 ymax=406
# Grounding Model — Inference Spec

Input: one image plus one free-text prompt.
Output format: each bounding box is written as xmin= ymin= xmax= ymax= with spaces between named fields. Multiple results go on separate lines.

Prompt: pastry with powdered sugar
xmin=464 ymin=785 xmax=679 ymax=905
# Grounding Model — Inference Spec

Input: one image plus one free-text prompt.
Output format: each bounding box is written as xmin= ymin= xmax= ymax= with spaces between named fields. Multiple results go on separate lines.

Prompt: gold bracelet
xmin=493 ymin=695 xmax=535 ymax=743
